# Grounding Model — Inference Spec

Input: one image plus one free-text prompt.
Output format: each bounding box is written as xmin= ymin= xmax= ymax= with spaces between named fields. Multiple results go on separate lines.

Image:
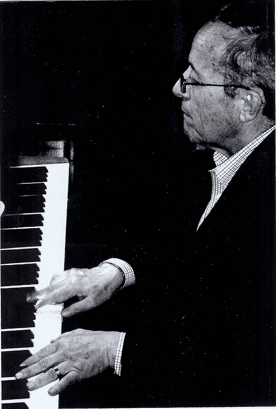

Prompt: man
xmin=16 ymin=1 xmax=275 ymax=405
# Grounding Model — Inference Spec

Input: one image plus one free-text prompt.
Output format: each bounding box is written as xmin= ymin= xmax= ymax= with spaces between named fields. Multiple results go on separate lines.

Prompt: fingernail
xmin=26 ymin=293 xmax=35 ymax=303
xmin=62 ymin=309 xmax=69 ymax=317
xmin=15 ymin=372 xmax=23 ymax=379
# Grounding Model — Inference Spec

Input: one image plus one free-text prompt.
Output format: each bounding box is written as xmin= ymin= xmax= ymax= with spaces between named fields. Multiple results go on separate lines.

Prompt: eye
xmin=190 ymin=76 xmax=200 ymax=84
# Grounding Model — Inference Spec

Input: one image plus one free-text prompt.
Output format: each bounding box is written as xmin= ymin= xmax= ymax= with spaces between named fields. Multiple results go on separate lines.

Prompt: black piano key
xmin=4 ymin=196 xmax=45 ymax=215
xmin=1 ymin=264 xmax=39 ymax=286
xmin=2 ymin=403 xmax=29 ymax=409
xmin=1 ymin=330 xmax=34 ymax=349
xmin=16 ymin=183 xmax=47 ymax=196
xmin=1 ymin=229 xmax=40 ymax=248
xmin=11 ymin=166 xmax=48 ymax=183
xmin=2 ymin=380 xmax=29 ymax=400
xmin=1 ymin=248 xmax=41 ymax=264
xmin=2 ymin=350 xmax=32 ymax=377
xmin=17 ymin=196 xmax=45 ymax=213
xmin=1 ymin=228 xmax=42 ymax=249
xmin=2 ymin=404 xmax=29 ymax=409
xmin=1 ymin=214 xmax=44 ymax=229
xmin=1 ymin=287 xmax=36 ymax=329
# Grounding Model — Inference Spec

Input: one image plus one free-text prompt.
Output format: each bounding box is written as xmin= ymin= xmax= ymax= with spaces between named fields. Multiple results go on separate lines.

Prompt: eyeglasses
xmin=180 ymin=74 xmax=251 ymax=94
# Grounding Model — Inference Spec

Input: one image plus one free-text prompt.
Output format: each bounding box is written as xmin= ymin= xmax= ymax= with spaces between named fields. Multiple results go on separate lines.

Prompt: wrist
xmin=98 ymin=262 xmax=124 ymax=292
xmin=99 ymin=258 xmax=135 ymax=289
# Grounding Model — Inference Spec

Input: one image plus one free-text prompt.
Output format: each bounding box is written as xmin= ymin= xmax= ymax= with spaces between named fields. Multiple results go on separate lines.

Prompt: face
xmin=173 ymin=22 xmax=241 ymax=156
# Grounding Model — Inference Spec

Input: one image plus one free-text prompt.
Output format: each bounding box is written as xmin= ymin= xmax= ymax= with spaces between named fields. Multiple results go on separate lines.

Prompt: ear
xmin=239 ymin=90 xmax=265 ymax=123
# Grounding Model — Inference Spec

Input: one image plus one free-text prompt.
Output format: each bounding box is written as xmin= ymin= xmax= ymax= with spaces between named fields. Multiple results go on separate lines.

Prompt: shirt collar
xmin=211 ymin=125 xmax=276 ymax=188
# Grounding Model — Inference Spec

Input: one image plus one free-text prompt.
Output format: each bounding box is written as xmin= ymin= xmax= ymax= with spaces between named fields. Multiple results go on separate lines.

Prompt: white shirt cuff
xmin=100 ymin=258 xmax=136 ymax=289
xmin=114 ymin=332 xmax=126 ymax=376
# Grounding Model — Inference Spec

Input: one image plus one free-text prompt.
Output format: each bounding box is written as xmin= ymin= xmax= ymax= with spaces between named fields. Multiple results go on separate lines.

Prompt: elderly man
xmin=16 ymin=1 xmax=275 ymax=406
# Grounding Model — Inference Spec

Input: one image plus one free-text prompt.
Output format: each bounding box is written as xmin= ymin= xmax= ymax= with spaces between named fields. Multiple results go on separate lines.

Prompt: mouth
xmin=182 ymin=110 xmax=192 ymax=119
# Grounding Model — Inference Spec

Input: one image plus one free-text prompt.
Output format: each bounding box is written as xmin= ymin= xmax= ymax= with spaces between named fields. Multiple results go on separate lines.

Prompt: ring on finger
xmin=54 ymin=367 xmax=62 ymax=380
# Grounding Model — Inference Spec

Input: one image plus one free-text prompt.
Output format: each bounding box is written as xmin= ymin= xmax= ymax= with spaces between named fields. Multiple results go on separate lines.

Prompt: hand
xmin=27 ymin=264 xmax=124 ymax=317
xmin=15 ymin=329 xmax=120 ymax=396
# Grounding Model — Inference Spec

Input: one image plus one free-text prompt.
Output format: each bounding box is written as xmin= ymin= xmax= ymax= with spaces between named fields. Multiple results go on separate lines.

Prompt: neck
xmin=220 ymin=118 xmax=275 ymax=157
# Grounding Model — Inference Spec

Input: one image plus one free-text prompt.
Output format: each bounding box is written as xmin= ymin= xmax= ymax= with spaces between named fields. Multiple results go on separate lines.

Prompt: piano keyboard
xmin=1 ymin=158 xmax=69 ymax=409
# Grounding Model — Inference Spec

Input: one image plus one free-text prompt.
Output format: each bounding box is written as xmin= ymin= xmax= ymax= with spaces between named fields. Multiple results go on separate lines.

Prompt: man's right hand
xmin=27 ymin=263 xmax=124 ymax=317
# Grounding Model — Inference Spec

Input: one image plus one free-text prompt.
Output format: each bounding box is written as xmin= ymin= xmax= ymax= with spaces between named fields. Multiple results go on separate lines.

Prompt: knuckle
xmin=94 ymin=289 xmax=106 ymax=305
xmin=71 ymin=267 xmax=81 ymax=276
xmin=39 ymin=357 xmax=49 ymax=371
xmin=68 ymin=371 xmax=81 ymax=384
xmin=76 ymin=291 xmax=85 ymax=299
xmin=70 ymin=328 xmax=81 ymax=336
xmin=35 ymin=377 xmax=45 ymax=388
xmin=37 ymin=349 xmax=45 ymax=359
xmin=21 ymin=368 xmax=31 ymax=378
xmin=70 ymin=305 xmax=79 ymax=314
xmin=50 ymin=343 xmax=58 ymax=353
xmin=47 ymin=368 xmax=58 ymax=381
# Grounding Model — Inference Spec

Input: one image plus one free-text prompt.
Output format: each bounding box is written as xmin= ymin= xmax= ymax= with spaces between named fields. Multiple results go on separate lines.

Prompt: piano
xmin=1 ymin=156 xmax=69 ymax=409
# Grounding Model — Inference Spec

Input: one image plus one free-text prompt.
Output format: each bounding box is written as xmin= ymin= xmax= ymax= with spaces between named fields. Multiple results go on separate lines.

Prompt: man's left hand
xmin=15 ymin=329 xmax=120 ymax=396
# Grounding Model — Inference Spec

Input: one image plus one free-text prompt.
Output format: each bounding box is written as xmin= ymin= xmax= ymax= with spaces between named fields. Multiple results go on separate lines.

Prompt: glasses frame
xmin=180 ymin=74 xmax=251 ymax=94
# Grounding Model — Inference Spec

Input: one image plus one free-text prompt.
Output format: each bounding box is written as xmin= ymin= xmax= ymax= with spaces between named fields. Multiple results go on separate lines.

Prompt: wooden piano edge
xmin=17 ymin=156 xmax=69 ymax=166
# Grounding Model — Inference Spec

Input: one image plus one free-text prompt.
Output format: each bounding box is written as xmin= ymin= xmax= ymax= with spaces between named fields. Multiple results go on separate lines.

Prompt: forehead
xmin=190 ymin=22 xmax=238 ymax=76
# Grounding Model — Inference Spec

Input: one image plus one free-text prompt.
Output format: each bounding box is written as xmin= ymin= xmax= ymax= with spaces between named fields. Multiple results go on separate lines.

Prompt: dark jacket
xmin=120 ymin=131 xmax=275 ymax=407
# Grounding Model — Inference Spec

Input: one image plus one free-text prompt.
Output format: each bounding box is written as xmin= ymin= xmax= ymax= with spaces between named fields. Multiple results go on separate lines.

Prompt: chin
xmin=195 ymin=144 xmax=207 ymax=151
xmin=184 ymin=128 xmax=202 ymax=146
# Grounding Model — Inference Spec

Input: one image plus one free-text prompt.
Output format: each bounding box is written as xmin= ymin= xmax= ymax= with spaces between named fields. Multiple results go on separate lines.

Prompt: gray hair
xmin=213 ymin=2 xmax=275 ymax=120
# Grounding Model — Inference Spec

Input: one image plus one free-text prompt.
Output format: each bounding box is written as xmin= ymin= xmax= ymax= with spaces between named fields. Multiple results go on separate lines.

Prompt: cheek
xmin=191 ymin=94 xmax=214 ymax=130
xmin=196 ymin=94 xmax=225 ymax=126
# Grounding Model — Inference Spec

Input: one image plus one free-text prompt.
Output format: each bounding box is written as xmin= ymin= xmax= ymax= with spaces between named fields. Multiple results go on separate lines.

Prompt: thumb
xmin=62 ymin=297 xmax=96 ymax=317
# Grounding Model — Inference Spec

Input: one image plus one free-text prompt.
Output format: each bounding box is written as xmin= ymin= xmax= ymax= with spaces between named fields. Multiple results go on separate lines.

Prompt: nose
xmin=172 ymin=66 xmax=191 ymax=99
xmin=172 ymin=77 xmax=191 ymax=100
xmin=172 ymin=78 xmax=182 ymax=98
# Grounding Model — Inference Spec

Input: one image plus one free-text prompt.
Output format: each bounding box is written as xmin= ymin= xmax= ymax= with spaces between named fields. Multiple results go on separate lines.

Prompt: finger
xmin=48 ymin=371 xmax=81 ymax=396
xmin=27 ymin=367 xmax=59 ymax=391
xmin=16 ymin=352 xmax=59 ymax=380
xmin=27 ymin=361 xmax=68 ymax=391
xmin=34 ymin=285 xmax=77 ymax=310
xmin=26 ymin=288 xmax=48 ymax=304
xmin=0 ymin=201 xmax=5 ymax=216
xmin=16 ymin=343 xmax=57 ymax=371
xmin=26 ymin=288 xmax=60 ymax=309
xmin=61 ymin=297 xmax=95 ymax=317
xmin=27 ymin=271 xmax=74 ymax=308
xmin=34 ymin=290 xmax=67 ymax=309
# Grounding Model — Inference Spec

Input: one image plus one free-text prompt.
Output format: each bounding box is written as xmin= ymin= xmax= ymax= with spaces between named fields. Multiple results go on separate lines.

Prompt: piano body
xmin=1 ymin=156 xmax=69 ymax=409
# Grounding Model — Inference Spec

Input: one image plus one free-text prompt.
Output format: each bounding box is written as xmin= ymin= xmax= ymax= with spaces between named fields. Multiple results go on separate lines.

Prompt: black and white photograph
xmin=0 ymin=0 xmax=275 ymax=408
